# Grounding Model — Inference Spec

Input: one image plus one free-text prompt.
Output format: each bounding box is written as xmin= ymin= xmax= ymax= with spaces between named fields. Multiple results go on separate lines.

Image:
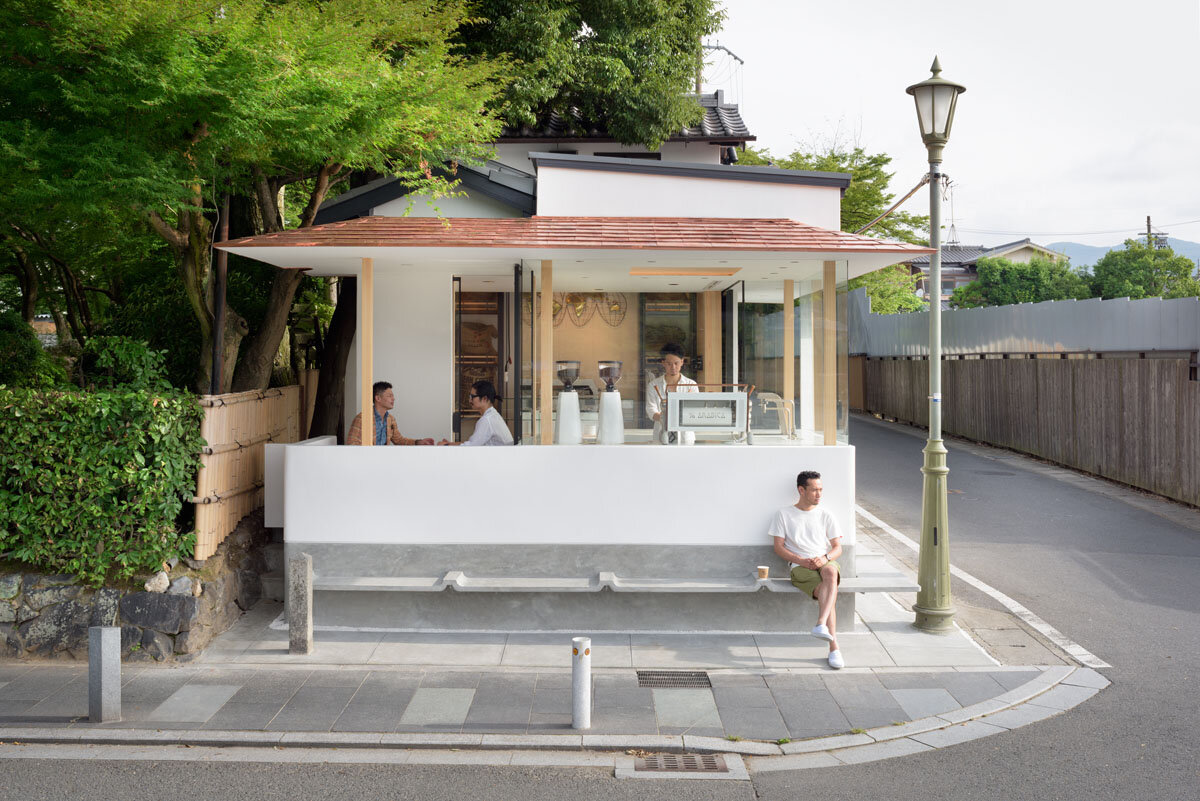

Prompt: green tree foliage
xmin=740 ymin=146 xmax=928 ymax=245
xmin=852 ymin=266 xmax=926 ymax=314
xmin=460 ymin=0 xmax=723 ymax=147
xmin=0 ymin=387 xmax=204 ymax=586
xmin=949 ymin=256 xmax=1092 ymax=309
xmin=741 ymin=145 xmax=929 ymax=313
xmin=1088 ymin=239 xmax=1200 ymax=300
xmin=79 ymin=336 xmax=171 ymax=391
xmin=0 ymin=0 xmax=506 ymax=391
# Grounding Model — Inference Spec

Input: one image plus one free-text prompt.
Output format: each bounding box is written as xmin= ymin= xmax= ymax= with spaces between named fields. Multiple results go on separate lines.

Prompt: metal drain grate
xmin=636 ymin=670 xmax=711 ymax=688
xmin=634 ymin=754 xmax=728 ymax=773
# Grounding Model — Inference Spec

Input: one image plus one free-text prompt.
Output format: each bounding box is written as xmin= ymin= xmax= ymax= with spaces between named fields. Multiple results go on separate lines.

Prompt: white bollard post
xmin=572 ymin=636 xmax=592 ymax=729
xmin=88 ymin=626 xmax=121 ymax=722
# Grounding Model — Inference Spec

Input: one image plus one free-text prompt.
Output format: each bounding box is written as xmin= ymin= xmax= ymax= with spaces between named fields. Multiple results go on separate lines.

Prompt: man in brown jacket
xmin=346 ymin=381 xmax=434 ymax=446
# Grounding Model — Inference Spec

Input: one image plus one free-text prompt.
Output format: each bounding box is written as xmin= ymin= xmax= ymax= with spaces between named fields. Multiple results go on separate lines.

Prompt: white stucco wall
xmin=344 ymin=266 xmax=455 ymax=442
xmin=493 ymin=141 xmax=722 ymax=174
xmin=283 ymin=442 xmax=856 ymax=548
xmin=535 ymin=167 xmax=842 ymax=229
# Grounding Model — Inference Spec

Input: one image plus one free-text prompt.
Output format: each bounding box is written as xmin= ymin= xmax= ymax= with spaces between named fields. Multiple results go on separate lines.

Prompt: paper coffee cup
xmin=756 ymin=565 xmax=770 ymax=579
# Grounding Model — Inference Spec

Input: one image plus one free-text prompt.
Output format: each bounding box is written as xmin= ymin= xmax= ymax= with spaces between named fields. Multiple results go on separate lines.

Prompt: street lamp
xmin=906 ymin=57 xmax=965 ymax=632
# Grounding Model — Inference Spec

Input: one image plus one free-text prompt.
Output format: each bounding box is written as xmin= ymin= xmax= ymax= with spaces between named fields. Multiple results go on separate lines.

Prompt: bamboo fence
xmin=861 ymin=355 xmax=1200 ymax=508
xmin=193 ymin=386 xmax=304 ymax=560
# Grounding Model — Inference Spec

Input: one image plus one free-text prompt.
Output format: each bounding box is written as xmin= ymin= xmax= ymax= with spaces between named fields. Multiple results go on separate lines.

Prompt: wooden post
xmin=700 ymin=291 xmax=722 ymax=387
xmin=538 ymin=260 xmax=553 ymax=444
xmin=782 ymin=280 xmax=795 ymax=410
xmin=822 ymin=261 xmax=837 ymax=445
xmin=360 ymin=257 xmax=374 ymax=446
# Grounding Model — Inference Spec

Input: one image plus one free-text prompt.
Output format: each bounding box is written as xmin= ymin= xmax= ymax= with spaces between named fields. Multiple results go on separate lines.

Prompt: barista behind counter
xmin=347 ymin=381 xmax=435 ymax=446
xmin=645 ymin=343 xmax=698 ymax=445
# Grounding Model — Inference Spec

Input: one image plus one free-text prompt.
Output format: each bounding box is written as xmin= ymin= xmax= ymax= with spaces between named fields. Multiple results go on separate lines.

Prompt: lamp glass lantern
xmin=905 ymin=57 xmax=966 ymax=161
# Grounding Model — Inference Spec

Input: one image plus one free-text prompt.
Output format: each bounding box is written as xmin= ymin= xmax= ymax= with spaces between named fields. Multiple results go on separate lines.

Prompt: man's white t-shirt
xmin=768 ymin=505 xmax=842 ymax=563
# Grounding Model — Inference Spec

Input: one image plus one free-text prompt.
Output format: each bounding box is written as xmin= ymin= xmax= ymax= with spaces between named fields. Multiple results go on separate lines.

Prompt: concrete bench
xmin=285 ymin=550 xmax=918 ymax=647
xmin=312 ymin=571 xmax=917 ymax=594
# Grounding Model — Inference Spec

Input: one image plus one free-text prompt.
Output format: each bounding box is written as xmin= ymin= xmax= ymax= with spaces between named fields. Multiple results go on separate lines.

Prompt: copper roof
xmin=218 ymin=216 xmax=934 ymax=256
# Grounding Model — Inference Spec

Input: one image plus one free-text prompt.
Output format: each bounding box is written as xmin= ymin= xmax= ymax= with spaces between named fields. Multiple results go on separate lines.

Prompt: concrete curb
xmin=0 ymin=666 xmax=1109 ymax=773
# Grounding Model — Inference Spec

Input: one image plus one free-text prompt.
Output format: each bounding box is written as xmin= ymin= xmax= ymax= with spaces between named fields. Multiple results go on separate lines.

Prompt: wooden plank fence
xmin=862 ymin=356 xmax=1200 ymax=507
xmin=193 ymin=386 xmax=304 ymax=560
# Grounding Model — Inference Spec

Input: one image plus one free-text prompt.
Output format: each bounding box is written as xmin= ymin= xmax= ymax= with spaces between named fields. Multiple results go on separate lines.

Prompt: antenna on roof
xmin=701 ymin=42 xmax=745 ymax=105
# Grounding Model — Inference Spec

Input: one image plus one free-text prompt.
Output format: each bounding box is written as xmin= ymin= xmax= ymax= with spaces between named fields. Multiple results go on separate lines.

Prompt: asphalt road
xmin=751 ymin=415 xmax=1200 ymax=801
xmin=3 ymin=415 xmax=1197 ymax=800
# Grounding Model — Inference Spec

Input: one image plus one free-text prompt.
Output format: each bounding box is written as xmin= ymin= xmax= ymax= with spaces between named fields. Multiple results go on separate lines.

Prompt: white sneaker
xmin=828 ymin=649 xmax=845 ymax=670
xmin=811 ymin=624 xmax=834 ymax=643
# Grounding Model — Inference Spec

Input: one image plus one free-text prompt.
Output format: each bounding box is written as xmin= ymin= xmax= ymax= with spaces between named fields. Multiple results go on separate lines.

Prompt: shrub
xmin=80 ymin=336 xmax=170 ymax=390
xmin=0 ymin=387 xmax=205 ymax=585
xmin=0 ymin=311 xmax=49 ymax=386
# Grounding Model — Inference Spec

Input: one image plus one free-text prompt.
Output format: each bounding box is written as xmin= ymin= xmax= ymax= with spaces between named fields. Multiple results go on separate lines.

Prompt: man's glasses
xmin=469 ymin=394 xmax=480 ymax=399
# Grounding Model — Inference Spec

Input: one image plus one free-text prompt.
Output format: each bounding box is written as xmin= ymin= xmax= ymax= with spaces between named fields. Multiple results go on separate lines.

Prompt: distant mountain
xmin=1049 ymin=238 xmax=1200 ymax=268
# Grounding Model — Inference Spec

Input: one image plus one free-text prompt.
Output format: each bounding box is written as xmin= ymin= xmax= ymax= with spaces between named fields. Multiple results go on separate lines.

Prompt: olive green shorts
xmin=789 ymin=561 xmax=841 ymax=598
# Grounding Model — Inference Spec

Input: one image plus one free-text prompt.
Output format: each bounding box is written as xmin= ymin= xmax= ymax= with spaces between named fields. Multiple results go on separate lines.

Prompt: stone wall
xmin=0 ymin=512 xmax=268 ymax=662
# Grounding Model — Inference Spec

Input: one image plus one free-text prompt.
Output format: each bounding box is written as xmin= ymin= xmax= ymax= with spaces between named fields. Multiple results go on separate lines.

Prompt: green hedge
xmin=0 ymin=387 xmax=205 ymax=586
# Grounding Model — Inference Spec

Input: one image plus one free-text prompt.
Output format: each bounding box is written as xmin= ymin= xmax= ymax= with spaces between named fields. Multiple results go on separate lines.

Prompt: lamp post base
xmin=913 ymin=603 xmax=958 ymax=633
xmin=914 ymin=437 xmax=956 ymax=633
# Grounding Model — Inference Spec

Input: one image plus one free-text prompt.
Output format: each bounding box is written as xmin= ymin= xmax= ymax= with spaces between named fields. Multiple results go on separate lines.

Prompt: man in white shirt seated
xmin=768 ymin=470 xmax=845 ymax=669
xmin=438 ymin=380 xmax=514 ymax=446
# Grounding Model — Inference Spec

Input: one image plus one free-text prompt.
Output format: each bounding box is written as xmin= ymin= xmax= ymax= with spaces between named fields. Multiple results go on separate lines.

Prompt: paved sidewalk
xmin=0 ymin=537 xmax=1111 ymax=770
xmin=0 ymin=658 xmax=1046 ymax=738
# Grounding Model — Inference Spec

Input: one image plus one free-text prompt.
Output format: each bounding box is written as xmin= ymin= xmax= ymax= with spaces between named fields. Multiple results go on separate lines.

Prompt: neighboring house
xmin=30 ymin=313 xmax=57 ymax=348
xmin=907 ymin=238 xmax=1068 ymax=306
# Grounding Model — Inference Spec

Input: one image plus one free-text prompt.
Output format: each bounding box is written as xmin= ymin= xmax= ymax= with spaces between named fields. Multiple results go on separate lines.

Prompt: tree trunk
xmin=230 ymin=267 xmax=305 ymax=391
xmin=49 ymin=305 xmax=68 ymax=344
xmin=308 ymin=277 xmax=356 ymax=440
xmin=10 ymin=249 xmax=38 ymax=323
xmin=229 ymin=164 xmax=341 ymax=392
xmin=149 ymin=208 xmax=249 ymax=393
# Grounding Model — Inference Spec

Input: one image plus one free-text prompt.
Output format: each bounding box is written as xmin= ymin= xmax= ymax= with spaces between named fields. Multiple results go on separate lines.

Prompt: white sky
xmin=707 ymin=0 xmax=1200 ymax=247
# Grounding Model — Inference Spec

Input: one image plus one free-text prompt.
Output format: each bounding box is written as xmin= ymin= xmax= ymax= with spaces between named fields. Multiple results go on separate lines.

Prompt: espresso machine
xmin=596 ymin=360 xmax=625 ymax=445
xmin=554 ymin=360 xmax=582 ymax=445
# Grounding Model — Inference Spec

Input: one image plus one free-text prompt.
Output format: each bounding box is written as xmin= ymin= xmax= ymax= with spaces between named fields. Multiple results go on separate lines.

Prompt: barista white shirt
xmin=768 ymin=505 xmax=842 ymax=563
xmin=646 ymin=374 xmax=698 ymax=443
xmin=463 ymin=406 xmax=514 ymax=446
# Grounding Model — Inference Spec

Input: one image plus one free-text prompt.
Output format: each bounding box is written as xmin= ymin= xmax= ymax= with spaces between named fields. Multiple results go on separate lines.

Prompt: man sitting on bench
xmin=769 ymin=470 xmax=845 ymax=670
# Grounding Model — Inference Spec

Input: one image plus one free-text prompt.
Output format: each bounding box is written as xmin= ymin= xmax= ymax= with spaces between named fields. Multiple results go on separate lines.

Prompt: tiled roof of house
xmin=908 ymin=238 xmax=1066 ymax=266
xmin=499 ymin=91 xmax=753 ymax=143
xmin=219 ymin=216 xmax=934 ymax=256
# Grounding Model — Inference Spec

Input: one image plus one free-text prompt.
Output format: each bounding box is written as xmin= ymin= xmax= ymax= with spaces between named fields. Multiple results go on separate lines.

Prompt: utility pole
xmin=1146 ymin=216 xmax=1169 ymax=250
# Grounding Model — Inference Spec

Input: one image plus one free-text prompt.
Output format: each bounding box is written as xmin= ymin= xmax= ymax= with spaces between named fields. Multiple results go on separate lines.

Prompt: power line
xmin=957 ymin=217 xmax=1200 ymax=237
xmin=955 ymin=215 xmax=1200 ymax=235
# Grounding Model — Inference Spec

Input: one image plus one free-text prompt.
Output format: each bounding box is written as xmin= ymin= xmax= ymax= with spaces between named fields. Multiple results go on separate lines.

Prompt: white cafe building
xmin=224 ymin=93 xmax=930 ymax=632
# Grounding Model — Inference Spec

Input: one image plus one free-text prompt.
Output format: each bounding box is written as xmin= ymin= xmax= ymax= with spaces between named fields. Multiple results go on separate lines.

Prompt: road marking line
xmin=855 ymin=505 xmax=1111 ymax=670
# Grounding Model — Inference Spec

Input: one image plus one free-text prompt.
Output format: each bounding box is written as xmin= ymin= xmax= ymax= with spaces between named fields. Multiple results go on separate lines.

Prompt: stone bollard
xmin=88 ymin=626 xmax=121 ymax=722
xmin=288 ymin=553 xmax=313 ymax=655
xmin=572 ymin=636 xmax=591 ymax=729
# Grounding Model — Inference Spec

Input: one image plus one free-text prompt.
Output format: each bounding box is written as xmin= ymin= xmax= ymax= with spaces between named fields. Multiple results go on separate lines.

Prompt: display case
xmin=454 ymin=290 xmax=505 ymax=442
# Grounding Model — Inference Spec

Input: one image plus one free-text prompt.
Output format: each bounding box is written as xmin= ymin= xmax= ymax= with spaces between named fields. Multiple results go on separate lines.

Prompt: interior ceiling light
xmin=629 ymin=267 xmax=741 ymax=277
